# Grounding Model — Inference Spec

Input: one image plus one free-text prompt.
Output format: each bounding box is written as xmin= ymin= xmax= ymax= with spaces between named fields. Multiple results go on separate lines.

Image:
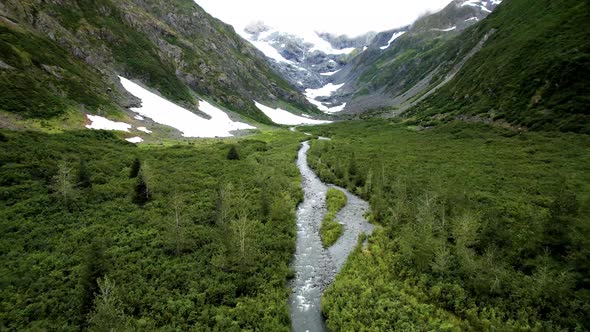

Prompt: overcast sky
xmin=194 ymin=0 xmax=454 ymax=37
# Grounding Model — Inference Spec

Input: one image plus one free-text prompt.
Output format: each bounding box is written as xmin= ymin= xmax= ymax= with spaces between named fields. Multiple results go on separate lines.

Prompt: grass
xmin=320 ymin=188 xmax=347 ymax=247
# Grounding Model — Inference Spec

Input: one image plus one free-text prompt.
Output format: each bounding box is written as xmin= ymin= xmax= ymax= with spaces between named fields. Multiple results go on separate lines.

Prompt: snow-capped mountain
xmin=240 ymin=0 xmax=502 ymax=115
xmin=239 ymin=22 xmax=375 ymax=113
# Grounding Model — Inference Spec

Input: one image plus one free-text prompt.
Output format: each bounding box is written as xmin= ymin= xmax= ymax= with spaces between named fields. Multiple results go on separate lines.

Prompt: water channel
xmin=289 ymin=141 xmax=374 ymax=332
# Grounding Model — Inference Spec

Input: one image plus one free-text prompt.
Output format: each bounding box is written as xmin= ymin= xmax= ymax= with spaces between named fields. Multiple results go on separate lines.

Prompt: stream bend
xmin=289 ymin=141 xmax=374 ymax=332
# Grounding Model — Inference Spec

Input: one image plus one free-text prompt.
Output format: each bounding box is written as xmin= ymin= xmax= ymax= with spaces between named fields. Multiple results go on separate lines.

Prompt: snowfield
xmin=431 ymin=26 xmax=457 ymax=32
xmin=250 ymin=39 xmax=296 ymax=64
xmin=306 ymin=98 xmax=347 ymax=113
xmin=126 ymin=137 xmax=144 ymax=143
xmin=305 ymin=83 xmax=344 ymax=99
xmin=86 ymin=115 xmax=131 ymax=132
xmin=320 ymin=69 xmax=341 ymax=76
xmin=461 ymin=0 xmax=493 ymax=12
xmin=380 ymin=31 xmax=406 ymax=50
xmin=254 ymin=101 xmax=331 ymax=125
xmin=304 ymin=83 xmax=346 ymax=113
xmin=118 ymin=76 xmax=255 ymax=138
xmin=137 ymin=127 xmax=152 ymax=134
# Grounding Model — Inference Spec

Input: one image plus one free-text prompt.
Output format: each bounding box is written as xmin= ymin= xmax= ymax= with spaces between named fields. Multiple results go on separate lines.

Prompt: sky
xmin=194 ymin=0 xmax=454 ymax=37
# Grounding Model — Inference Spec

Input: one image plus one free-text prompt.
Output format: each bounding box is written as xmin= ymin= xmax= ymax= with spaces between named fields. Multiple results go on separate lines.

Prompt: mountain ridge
xmin=0 ymin=0 xmax=323 ymax=133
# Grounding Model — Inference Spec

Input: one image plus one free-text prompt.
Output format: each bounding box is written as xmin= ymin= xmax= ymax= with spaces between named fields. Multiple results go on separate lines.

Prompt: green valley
xmin=1 ymin=0 xmax=589 ymax=330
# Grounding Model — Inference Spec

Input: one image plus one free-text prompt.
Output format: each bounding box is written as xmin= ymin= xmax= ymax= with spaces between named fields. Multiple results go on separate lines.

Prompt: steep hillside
xmin=334 ymin=0 xmax=500 ymax=113
xmin=0 ymin=0 xmax=317 ymax=129
xmin=409 ymin=0 xmax=590 ymax=133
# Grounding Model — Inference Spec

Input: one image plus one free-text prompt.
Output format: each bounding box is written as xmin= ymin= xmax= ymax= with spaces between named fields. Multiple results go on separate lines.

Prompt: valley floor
xmin=0 ymin=129 xmax=304 ymax=331
xmin=302 ymin=120 xmax=590 ymax=330
xmin=1 ymin=119 xmax=589 ymax=330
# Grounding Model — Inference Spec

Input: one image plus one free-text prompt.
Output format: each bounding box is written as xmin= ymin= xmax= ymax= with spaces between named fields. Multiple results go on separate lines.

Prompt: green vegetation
xmin=0 ymin=129 xmax=305 ymax=330
xmin=227 ymin=145 xmax=241 ymax=160
xmin=0 ymin=25 xmax=117 ymax=119
xmin=320 ymin=188 xmax=347 ymax=247
xmin=303 ymin=120 xmax=590 ymax=330
xmin=412 ymin=0 xmax=590 ymax=133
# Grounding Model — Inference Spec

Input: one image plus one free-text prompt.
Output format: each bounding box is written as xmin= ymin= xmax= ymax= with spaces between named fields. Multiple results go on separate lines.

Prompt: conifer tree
xmin=77 ymin=159 xmax=92 ymax=189
xmin=227 ymin=145 xmax=240 ymax=160
xmin=133 ymin=173 xmax=150 ymax=205
xmin=129 ymin=157 xmax=141 ymax=178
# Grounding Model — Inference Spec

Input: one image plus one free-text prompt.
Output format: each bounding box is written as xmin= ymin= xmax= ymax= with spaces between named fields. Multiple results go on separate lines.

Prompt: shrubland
xmin=303 ymin=120 xmax=590 ymax=330
xmin=0 ymin=129 xmax=304 ymax=331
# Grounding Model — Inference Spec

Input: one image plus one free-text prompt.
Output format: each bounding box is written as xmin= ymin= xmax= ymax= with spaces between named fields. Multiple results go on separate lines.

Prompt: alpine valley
xmin=0 ymin=0 xmax=588 ymax=331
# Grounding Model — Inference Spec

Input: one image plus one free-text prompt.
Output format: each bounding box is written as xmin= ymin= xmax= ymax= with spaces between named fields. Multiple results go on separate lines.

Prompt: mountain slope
xmin=334 ymin=0 xmax=501 ymax=113
xmin=0 ymin=0 xmax=317 ymax=128
xmin=409 ymin=0 xmax=590 ymax=133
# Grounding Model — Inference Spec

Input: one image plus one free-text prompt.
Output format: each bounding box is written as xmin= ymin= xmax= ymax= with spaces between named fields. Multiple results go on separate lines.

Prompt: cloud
xmin=194 ymin=0 xmax=453 ymax=37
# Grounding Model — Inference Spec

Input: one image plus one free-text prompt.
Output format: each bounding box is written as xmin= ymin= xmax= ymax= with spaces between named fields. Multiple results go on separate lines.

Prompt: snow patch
xmin=465 ymin=17 xmax=479 ymax=22
xmin=126 ymin=137 xmax=143 ymax=143
xmin=431 ymin=26 xmax=457 ymax=32
xmin=254 ymin=101 xmax=331 ymax=125
xmin=86 ymin=115 xmax=131 ymax=132
xmin=461 ymin=0 xmax=493 ymax=12
xmin=304 ymin=83 xmax=346 ymax=113
xmin=304 ymin=83 xmax=344 ymax=99
xmin=320 ymin=69 xmax=341 ymax=76
xmin=306 ymin=98 xmax=347 ymax=113
xmin=118 ymin=76 xmax=255 ymax=138
xmin=250 ymin=40 xmax=295 ymax=64
xmin=380 ymin=31 xmax=406 ymax=50
xmin=137 ymin=127 xmax=152 ymax=134
xmin=301 ymin=30 xmax=356 ymax=55
xmin=134 ymin=115 xmax=144 ymax=120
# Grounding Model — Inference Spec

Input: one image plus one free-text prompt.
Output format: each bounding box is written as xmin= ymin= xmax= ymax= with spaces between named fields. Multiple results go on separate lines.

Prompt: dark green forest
xmin=303 ymin=121 xmax=590 ymax=330
xmin=0 ymin=129 xmax=305 ymax=331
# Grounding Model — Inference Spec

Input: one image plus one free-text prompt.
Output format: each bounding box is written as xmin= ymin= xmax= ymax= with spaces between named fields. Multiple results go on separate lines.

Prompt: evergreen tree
xmin=79 ymin=239 xmax=106 ymax=326
xmin=215 ymin=183 xmax=232 ymax=225
xmin=77 ymin=159 xmax=92 ymax=189
xmin=52 ymin=161 xmax=75 ymax=204
xmin=133 ymin=174 xmax=150 ymax=206
xmin=348 ymin=153 xmax=357 ymax=177
xmin=227 ymin=145 xmax=240 ymax=160
xmin=87 ymin=277 xmax=128 ymax=332
xmin=129 ymin=158 xmax=141 ymax=178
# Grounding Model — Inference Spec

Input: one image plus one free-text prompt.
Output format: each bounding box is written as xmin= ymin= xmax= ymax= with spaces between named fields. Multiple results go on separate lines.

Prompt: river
xmin=289 ymin=140 xmax=374 ymax=332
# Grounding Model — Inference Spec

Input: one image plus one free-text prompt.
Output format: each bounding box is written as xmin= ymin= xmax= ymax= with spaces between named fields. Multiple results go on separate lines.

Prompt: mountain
xmin=0 ymin=0 xmax=322 ymax=134
xmin=238 ymin=22 xmax=376 ymax=113
xmin=331 ymin=0 xmax=502 ymax=114
xmin=407 ymin=0 xmax=590 ymax=133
